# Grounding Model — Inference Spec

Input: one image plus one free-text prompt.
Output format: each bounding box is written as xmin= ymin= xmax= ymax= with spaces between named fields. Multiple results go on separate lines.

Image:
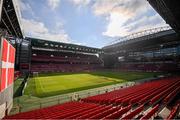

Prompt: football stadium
xmin=0 ymin=0 xmax=180 ymax=119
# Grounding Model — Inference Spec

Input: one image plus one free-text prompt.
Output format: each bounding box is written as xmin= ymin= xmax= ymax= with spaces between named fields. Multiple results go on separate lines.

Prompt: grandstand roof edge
xmin=102 ymin=29 xmax=176 ymax=50
xmin=12 ymin=0 xmax=24 ymax=38
xmin=26 ymin=37 xmax=102 ymax=51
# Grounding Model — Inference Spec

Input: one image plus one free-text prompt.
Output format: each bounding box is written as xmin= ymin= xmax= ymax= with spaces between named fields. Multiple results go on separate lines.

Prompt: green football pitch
xmin=24 ymin=71 xmax=159 ymax=97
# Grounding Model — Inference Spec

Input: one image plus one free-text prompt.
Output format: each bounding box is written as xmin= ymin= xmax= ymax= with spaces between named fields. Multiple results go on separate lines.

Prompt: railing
xmin=106 ymin=26 xmax=172 ymax=47
xmin=10 ymin=82 xmax=135 ymax=115
xmin=10 ymin=77 xmax=156 ymax=115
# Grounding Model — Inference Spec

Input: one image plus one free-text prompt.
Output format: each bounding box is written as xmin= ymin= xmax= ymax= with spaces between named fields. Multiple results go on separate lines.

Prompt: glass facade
xmin=128 ymin=46 xmax=180 ymax=58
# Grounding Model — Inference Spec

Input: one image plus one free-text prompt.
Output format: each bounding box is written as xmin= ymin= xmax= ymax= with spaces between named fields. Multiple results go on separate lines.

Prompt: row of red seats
xmin=5 ymin=102 xmax=100 ymax=119
xmin=140 ymin=104 xmax=160 ymax=120
xmin=167 ymin=102 xmax=180 ymax=120
xmin=82 ymin=77 xmax=179 ymax=106
xmin=5 ymin=77 xmax=180 ymax=119
xmin=122 ymin=105 xmax=144 ymax=119
xmin=149 ymin=80 xmax=180 ymax=104
xmin=163 ymin=86 xmax=180 ymax=104
xmin=31 ymin=63 xmax=102 ymax=73
xmin=102 ymin=105 xmax=132 ymax=119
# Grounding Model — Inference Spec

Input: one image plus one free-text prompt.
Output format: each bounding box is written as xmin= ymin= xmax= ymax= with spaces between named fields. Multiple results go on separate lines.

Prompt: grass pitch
xmin=24 ymin=71 xmax=158 ymax=97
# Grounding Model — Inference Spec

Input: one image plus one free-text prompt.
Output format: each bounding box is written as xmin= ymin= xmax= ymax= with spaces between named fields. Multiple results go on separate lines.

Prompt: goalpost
xmin=33 ymin=72 xmax=39 ymax=78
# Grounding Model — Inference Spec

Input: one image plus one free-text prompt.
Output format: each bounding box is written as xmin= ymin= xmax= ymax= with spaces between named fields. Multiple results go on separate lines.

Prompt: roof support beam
xmin=0 ymin=0 xmax=3 ymax=21
xmin=3 ymin=6 xmax=18 ymax=37
xmin=2 ymin=18 xmax=13 ymax=35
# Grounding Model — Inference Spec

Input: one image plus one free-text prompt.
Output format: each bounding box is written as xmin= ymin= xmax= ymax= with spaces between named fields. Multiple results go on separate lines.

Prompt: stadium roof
xmin=28 ymin=37 xmax=102 ymax=54
xmin=103 ymin=29 xmax=180 ymax=53
xmin=104 ymin=26 xmax=172 ymax=48
xmin=0 ymin=0 xmax=23 ymax=38
xmin=147 ymin=0 xmax=180 ymax=34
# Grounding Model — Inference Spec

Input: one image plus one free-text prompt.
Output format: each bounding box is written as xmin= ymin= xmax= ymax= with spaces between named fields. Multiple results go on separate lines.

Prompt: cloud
xmin=18 ymin=0 xmax=71 ymax=43
xmin=92 ymin=0 xmax=167 ymax=37
xmin=102 ymin=12 xmax=131 ymax=37
xmin=22 ymin=18 xmax=71 ymax=43
xmin=18 ymin=0 xmax=35 ymax=16
xmin=126 ymin=14 xmax=167 ymax=33
xmin=70 ymin=0 xmax=91 ymax=6
xmin=103 ymin=13 xmax=167 ymax=37
xmin=93 ymin=0 xmax=149 ymax=17
xmin=47 ymin=0 xmax=61 ymax=10
xmin=18 ymin=0 xmax=31 ymax=11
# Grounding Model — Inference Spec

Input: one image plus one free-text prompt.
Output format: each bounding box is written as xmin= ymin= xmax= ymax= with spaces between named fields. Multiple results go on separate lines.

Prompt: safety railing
xmin=10 ymin=77 xmax=155 ymax=115
xmin=10 ymin=82 xmax=135 ymax=115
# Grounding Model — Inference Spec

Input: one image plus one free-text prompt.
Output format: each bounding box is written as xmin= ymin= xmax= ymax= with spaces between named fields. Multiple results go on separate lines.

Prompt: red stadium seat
xmin=140 ymin=104 xmax=159 ymax=120
xmin=102 ymin=105 xmax=131 ymax=119
xmin=167 ymin=103 xmax=180 ymax=120
xmin=121 ymin=105 xmax=144 ymax=119
xmin=5 ymin=77 xmax=180 ymax=119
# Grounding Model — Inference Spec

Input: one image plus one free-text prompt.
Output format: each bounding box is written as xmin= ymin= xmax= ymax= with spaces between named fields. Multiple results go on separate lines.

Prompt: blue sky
xmin=18 ymin=0 xmax=168 ymax=48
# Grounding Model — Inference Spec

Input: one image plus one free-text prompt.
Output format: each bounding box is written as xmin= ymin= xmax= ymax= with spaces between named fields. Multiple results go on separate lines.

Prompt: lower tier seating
xmin=31 ymin=63 xmax=102 ymax=73
xmin=5 ymin=76 xmax=180 ymax=119
xmin=118 ymin=62 xmax=179 ymax=72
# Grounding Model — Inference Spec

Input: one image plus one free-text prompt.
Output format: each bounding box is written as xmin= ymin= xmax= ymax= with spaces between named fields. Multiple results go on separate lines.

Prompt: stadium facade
xmin=102 ymin=27 xmax=180 ymax=72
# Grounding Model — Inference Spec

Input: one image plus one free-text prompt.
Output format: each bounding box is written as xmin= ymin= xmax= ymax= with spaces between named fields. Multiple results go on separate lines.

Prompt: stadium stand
xmin=0 ymin=0 xmax=180 ymax=119
xmin=31 ymin=51 xmax=102 ymax=73
xmin=118 ymin=62 xmax=178 ymax=72
xmin=103 ymin=27 xmax=180 ymax=72
xmin=5 ymin=76 xmax=180 ymax=119
xmin=29 ymin=38 xmax=103 ymax=73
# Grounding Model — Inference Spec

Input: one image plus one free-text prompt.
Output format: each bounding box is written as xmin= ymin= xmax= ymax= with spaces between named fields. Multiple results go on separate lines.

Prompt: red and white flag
xmin=0 ymin=38 xmax=15 ymax=92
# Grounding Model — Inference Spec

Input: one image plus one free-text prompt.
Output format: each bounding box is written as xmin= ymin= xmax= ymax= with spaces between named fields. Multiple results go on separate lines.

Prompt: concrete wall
xmin=0 ymin=84 xmax=13 ymax=119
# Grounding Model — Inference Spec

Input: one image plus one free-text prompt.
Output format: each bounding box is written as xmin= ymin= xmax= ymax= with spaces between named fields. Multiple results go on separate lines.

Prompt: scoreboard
xmin=0 ymin=38 xmax=15 ymax=92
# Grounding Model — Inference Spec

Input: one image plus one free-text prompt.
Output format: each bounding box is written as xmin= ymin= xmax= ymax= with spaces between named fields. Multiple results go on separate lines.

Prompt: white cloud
xmin=47 ymin=0 xmax=61 ymax=10
xmin=93 ymin=0 xmax=167 ymax=37
xmin=73 ymin=42 xmax=87 ymax=46
xmin=18 ymin=0 xmax=34 ymax=16
xmin=125 ymin=14 xmax=167 ymax=33
xmin=18 ymin=0 xmax=70 ymax=43
xmin=103 ymin=13 xmax=167 ymax=37
xmin=18 ymin=0 xmax=30 ymax=11
xmin=102 ymin=12 xmax=131 ymax=37
xmin=22 ymin=18 xmax=71 ymax=43
xmin=93 ymin=0 xmax=149 ymax=17
xmin=70 ymin=0 xmax=90 ymax=6
xmin=22 ymin=19 xmax=48 ymax=34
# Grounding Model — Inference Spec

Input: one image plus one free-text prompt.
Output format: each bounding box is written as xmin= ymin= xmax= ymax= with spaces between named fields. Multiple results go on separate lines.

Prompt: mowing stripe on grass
xmin=24 ymin=71 xmax=160 ymax=97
